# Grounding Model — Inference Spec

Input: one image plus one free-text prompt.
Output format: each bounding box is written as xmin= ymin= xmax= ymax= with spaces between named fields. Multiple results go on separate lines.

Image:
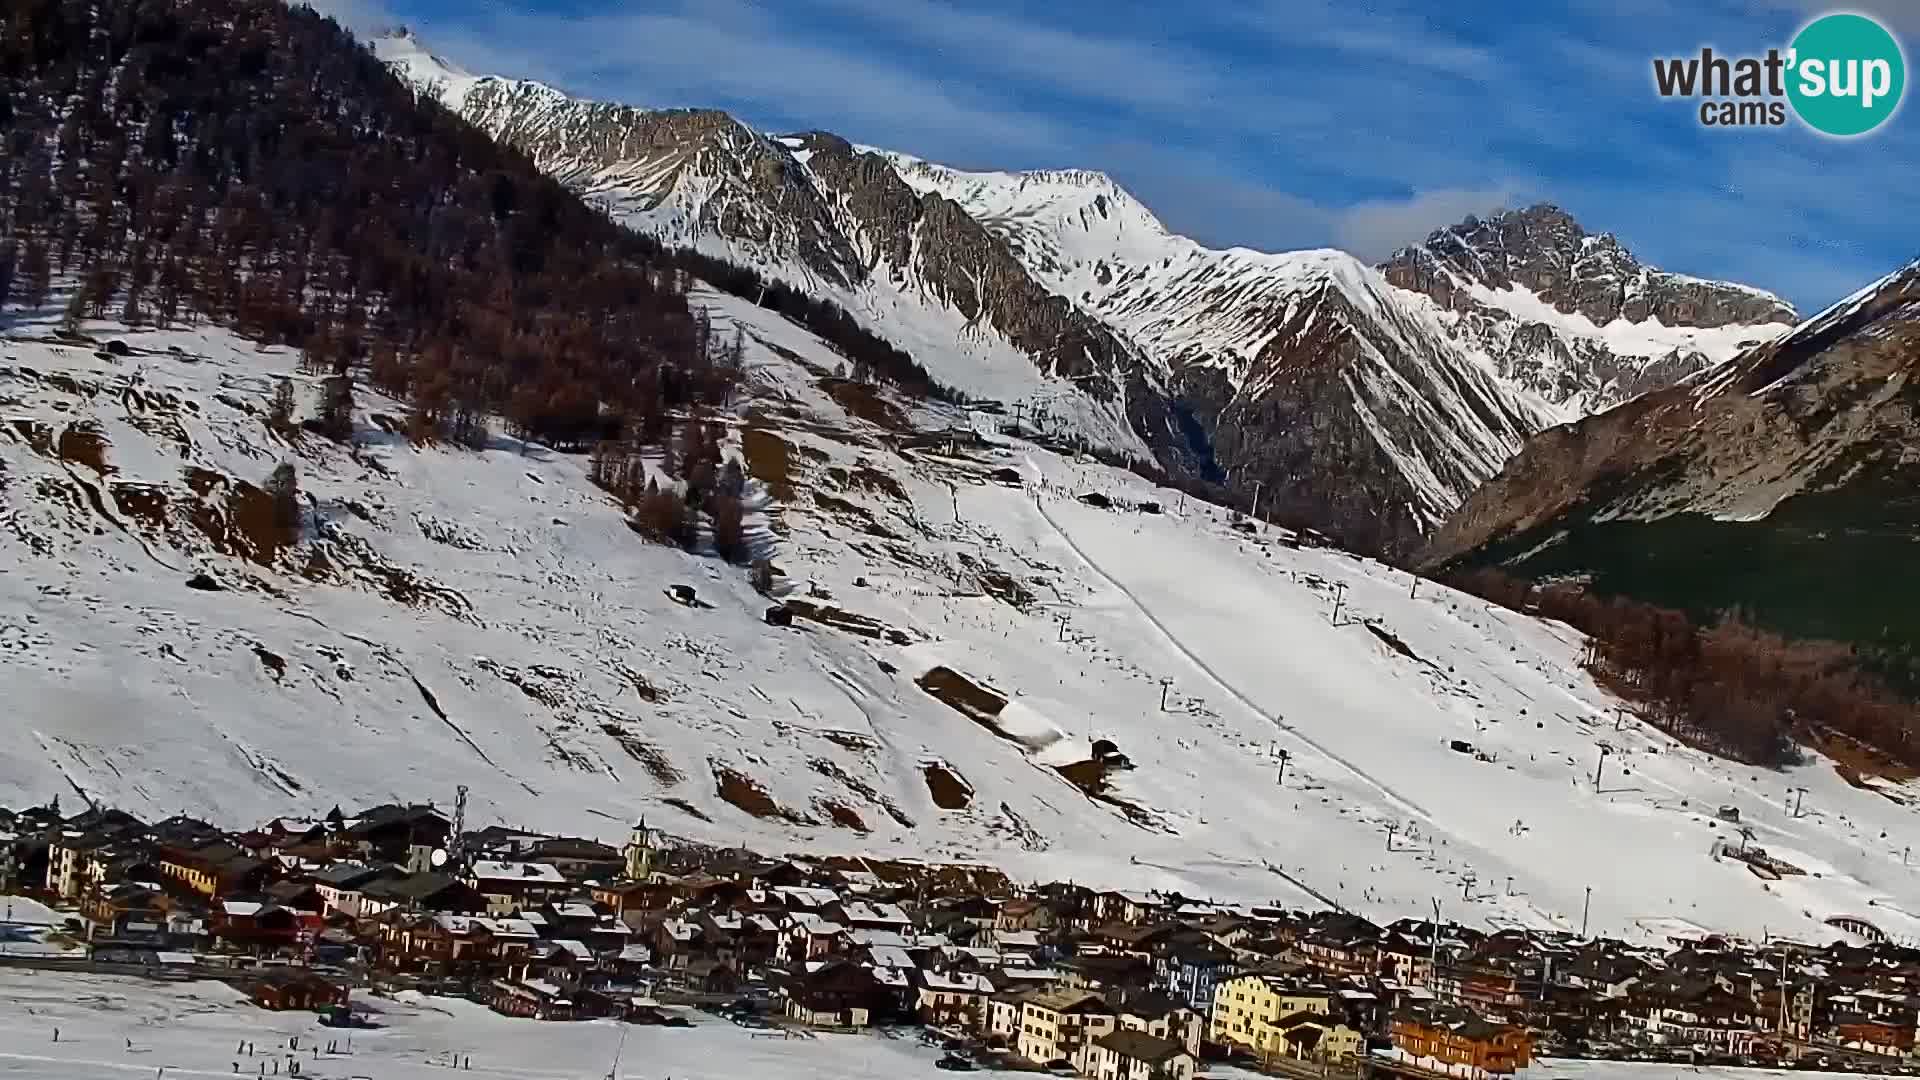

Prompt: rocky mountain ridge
xmin=1423 ymin=257 xmax=1920 ymax=656
xmin=375 ymin=28 xmax=1792 ymax=554
xmin=1382 ymin=205 xmax=1798 ymax=413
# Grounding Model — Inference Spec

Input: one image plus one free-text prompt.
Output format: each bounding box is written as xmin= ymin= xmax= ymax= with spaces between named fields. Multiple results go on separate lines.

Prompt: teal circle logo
xmin=1787 ymin=13 xmax=1905 ymax=136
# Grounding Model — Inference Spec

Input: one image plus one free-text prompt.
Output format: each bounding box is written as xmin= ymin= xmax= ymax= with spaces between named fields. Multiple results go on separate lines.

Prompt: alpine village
xmin=3 ymin=797 xmax=1918 ymax=1080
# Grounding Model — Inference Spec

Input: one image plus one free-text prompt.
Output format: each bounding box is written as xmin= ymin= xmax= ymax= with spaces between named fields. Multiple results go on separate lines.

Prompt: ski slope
xmin=4 ymin=294 xmax=1920 ymax=944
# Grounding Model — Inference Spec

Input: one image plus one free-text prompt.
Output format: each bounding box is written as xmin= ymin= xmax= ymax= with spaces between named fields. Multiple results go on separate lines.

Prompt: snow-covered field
xmin=0 ymin=969 xmax=1892 ymax=1080
xmin=0 ymin=970 xmax=1011 ymax=1079
xmin=5 ymin=290 xmax=1920 ymax=944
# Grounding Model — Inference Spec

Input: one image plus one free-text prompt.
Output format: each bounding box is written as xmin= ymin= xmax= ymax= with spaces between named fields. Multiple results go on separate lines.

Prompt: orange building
xmin=1390 ymin=1005 xmax=1532 ymax=1076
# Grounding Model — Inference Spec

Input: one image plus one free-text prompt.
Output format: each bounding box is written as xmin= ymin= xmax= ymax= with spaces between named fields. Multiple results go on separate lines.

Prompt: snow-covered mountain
xmin=10 ymin=292 xmax=1920 ymax=945
xmin=877 ymin=153 xmax=1560 ymax=553
xmin=1382 ymin=205 xmax=1798 ymax=415
xmin=377 ymin=30 xmax=1168 ymax=469
xmin=1423 ymin=255 xmax=1920 ymax=658
xmin=378 ymin=29 xmax=1786 ymax=555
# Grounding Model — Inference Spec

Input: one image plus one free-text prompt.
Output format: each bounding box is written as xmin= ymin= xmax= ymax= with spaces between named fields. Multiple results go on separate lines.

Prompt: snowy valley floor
xmin=0 ymin=970 xmax=1888 ymax=1080
xmin=6 ymin=293 xmax=1920 ymax=944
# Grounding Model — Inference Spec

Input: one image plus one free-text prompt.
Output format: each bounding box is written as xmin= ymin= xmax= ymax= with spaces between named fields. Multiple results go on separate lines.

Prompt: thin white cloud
xmin=298 ymin=0 xmax=398 ymax=35
xmin=350 ymin=0 xmax=1912 ymax=310
xmin=1334 ymin=188 xmax=1528 ymax=263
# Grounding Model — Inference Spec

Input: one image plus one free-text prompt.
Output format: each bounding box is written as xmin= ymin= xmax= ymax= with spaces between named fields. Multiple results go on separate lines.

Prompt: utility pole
xmin=1429 ymin=898 xmax=1442 ymax=976
xmin=1330 ymin=582 xmax=1348 ymax=627
xmin=1251 ymin=480 xmax=1264 ymax=525
xmin=1614 ymin=705 xmax=1628 ymax=731
xmin=1778 ymin=949 xmax=1789 ymax=1037
xmin=1581 ymin=886 xmax=1592 ymax=938
xmin=1409 ymin=574 xmax=1419 ymax=600
xmin=1386 ymin=821 xmax=1399 ymax=852
xmin=1275 ymin=748 xmax=1291 ymax=787
xmin=1792 ymin=787 xmax=1807 ymax=818
xmin=1056 ymin=613 xmax=1069 ymax=642
xmin=1159 ymin=679 xmax=1173 ymax=712
xmin=1592 ymin=743 xmax=1611 ymax=790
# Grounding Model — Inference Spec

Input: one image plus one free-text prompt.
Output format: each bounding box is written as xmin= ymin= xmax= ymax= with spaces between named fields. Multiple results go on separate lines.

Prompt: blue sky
xmin=309 ymin=0 xmax=1919 ymax=314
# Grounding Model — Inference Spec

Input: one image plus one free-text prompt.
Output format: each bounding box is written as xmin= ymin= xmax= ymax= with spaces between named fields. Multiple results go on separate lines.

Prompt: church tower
xmin=622 ymin=817 xmax=654 ymax=882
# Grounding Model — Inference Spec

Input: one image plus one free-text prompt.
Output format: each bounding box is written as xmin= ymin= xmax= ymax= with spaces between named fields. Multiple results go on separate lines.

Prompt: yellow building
xmin=1209 ymin=974 xmax=1336 ymax=1054
xmin=1017 ymin=989 xmax=1117 ymax=1069
xmin=1268 ymin=1012 xmax=1367 ymax=1064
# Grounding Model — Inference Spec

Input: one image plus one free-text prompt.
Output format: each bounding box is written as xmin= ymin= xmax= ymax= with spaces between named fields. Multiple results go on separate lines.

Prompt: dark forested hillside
xmin=0 ymin=0 xmax=738 ymax=444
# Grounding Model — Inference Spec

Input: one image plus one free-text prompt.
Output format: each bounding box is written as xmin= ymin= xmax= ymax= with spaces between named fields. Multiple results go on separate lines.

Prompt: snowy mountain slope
xmin=7 ymin=299 xmax=1920 ymax=944
xmin=374 ymin=31 xmax=1159 ymax=468
xmin=372 ymin=31 xmax=1551 ymax=552
xmin=869 ymin=153 xmax=1564 ymax=552
xmin=1382 ymin=205 xmax=1799 ymax=414
xmin=378 ymin=30 xmax=1795 ymax=553
xmin=1423 ymin=256 xmax=1920 ymax=660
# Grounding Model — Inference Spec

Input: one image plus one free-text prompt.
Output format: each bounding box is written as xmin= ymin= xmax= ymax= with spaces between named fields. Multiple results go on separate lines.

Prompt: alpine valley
xmin=1 ymin=0 xmax=1914 ymax=951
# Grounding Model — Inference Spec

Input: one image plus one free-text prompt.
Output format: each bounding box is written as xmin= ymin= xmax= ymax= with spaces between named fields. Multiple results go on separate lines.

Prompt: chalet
xmin=264 ymin=880 xmax=325 ymax=916
xmin=1113 ymin=992 xmax=1205 ymax=1058
xmin=525 ymin=837 xmax=623 ymax=881
xmin=358 ymin=872 xmax=485 ymax=916
xmin=244 ymin=970 xmax=348 ymax=1012
xmin=311 ymin=863 xmax=392 ymax=917
xmin=1087 ymin=1029 xmax=1196 ymax=1080
xmin=784 ymin=960 xmax=886 ymax=1028
xmin=591 ymin=879 xmax=671 ymax=919
xmin=1017 ymin=988 xmax=1116 ymax=1070
xmin=45 ymin=811 xmax=147 ymax=900
xmin=997 ymin=898 xmax=1058 ymax=933
xmin=1065 ymin=954 xmax=1155 ymax=995
xmin=157 ymin=841 xmax=266 ymax=899
xmin=828 ymin=898 xmax=913 ymax=932
xmin=1391 ymin=1004 xmax=1532 ymax=1078
xmin=487 ymin=976 xmax=588 ymax=1021
xmin=1093 ymin=891 xmax=1161 ymax=926
xmin=1266 ymin=1010 xmax=1367 ymax=1065
xmin=1831 ymin=1007 xmax=1919 ymax=1058
xmin=339 ymin=804 xmax=450 ymax=864
xmin=1210 ymin=973 xmax=1340 ymax=1057
xmin=1296 ymin=912 xmax=1381 ymax=976
xmin=988 ymin=989 xmax=1036 ymax=1046
xmin=83 ymin=882 xmax=174 ymax=943
xmin=1155 ymin=939 xmax=1237 ymax=1013
xmin=1629 ymin=975 xmax=1766 ymax=1055
xmin=918 ymin=969 xmax=993 ymax=1029
xmin=1097 ymin=921 xmax=1181 ymax=957
xmin=781 ymin=912 xmax=848 ymax=963
xmin=466 ymin=860 xmax=569 ymax=915
xmin=209 ymin=899 xmax=301 ymax=950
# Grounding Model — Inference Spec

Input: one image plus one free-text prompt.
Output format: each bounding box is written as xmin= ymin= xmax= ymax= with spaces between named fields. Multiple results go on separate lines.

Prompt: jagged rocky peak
xmin=1383 ymin=203 xmax=1797 ymax=328
xmin=1377 ymin=204 xmax=1797 ymax=416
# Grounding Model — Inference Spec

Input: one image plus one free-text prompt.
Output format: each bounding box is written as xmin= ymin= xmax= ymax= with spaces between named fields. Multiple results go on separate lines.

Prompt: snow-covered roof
xmin=773 ymin=886 xmax=839 ymax=909
xmin=868 ymin=945 xmax=916 ymax=970
xmin=470 ymin=861 xmax=565 ymax=884
xmin=922 ymin=970 xmax=993 ymax=994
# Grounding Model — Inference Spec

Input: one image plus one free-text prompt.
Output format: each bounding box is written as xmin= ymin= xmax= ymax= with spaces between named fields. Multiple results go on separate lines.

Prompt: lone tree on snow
xmin=315 ymin=374 xmax=354 ymax=441
xmin=267 ymin=462 xmax=301 ymax=541
xmin=268 ymin=378 xmax=297 ymax=430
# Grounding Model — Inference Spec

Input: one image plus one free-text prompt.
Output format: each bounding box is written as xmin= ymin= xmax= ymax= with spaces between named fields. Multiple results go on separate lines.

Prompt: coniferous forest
xmin=0 ymin=0 xmax=748 ymax=446
xmin=0 ymin=0 xmax=970 ymax=560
